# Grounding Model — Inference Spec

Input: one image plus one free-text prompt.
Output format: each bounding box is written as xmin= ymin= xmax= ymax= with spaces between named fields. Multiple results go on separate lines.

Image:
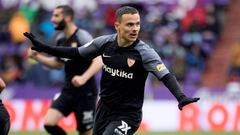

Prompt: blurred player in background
xmin=24 ymin=6 xmax=199 ymax=135
xmin=27 ymin=5 xmax=102 ymax=135
xmin=0 ymin=77 xmax=10 ymax=135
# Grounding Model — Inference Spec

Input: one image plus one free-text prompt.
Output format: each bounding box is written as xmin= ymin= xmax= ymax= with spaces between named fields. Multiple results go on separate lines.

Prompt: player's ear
xmin=114 ymin=22 xmax=120 ymax=31
xmin=65 ymin=16 xmax=71 ymax=22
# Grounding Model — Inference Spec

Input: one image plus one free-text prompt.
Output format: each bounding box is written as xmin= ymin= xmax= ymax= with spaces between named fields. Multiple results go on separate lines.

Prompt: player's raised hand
xmin=23 ymin=32 xmax=49 ymax=52
xmin=178 ymin=97 xmax=200 ymax=111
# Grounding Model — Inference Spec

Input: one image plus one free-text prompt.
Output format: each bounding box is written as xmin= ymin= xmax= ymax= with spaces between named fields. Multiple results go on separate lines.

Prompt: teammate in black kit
xmin=0 ymin=77 xmax=10 ymax=135
xmin=27 ymin=5 xmax=102 ymax=135
xmin=24 ymin=6 xmax=200 ymax=135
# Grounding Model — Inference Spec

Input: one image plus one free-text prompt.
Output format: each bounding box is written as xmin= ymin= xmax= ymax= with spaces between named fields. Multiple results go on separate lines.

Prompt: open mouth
xmin=130 ymin=34 xmax=137 ymax=37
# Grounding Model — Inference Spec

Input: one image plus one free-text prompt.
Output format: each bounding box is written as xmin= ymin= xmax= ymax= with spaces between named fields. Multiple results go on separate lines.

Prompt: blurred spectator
xmin=229 ymin=41 xmax=240 ymax=82
xmin=8 ymin=12 xmax=30 ymax=43
xmin=0 ymin=54 xmax=23 ymax=84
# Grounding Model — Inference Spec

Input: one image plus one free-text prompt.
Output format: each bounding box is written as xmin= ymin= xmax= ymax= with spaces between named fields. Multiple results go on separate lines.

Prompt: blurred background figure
xmin=0 ymin=77 xmax=10 ymax=135
xmin=27 ymin=5 xmax=101 ymax=135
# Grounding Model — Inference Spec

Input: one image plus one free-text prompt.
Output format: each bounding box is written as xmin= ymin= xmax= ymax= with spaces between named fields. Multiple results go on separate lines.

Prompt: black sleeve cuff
xmin=161 ymin=73 xmax=186 ymax=102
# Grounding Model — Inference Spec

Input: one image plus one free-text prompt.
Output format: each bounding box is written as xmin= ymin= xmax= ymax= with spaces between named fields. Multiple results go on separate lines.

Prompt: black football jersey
xmin=77 ymin=34 xmax=170 ymax=111
xmin=56 ymin=29 xmax=97 ymax=94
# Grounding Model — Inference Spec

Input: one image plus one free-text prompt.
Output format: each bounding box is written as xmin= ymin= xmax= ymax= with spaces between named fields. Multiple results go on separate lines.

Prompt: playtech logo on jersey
xmin=103 ymin=65 xmax=133 ymax=79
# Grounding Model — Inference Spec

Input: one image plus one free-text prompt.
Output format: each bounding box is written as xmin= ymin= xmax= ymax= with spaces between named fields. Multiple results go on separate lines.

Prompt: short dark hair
xmin=56 ymin=5 xmax=74 ymax=20
xmin=115 ymin=6 xmax=139 ymax=22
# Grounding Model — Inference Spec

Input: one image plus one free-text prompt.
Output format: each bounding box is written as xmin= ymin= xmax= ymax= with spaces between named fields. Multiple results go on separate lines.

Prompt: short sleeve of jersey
xmin=55 ymin=33 xmax=66 ymax=62
xmin=77 ymin=34 xmax=116 ymax=60
xmin=135 ymin=41 xmax=170 ymax=80
xmin=76 ymin=29 xmax=93 ymax=45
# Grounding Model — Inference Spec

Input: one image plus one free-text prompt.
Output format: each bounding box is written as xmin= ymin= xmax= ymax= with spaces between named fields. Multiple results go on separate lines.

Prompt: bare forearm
xmin=81 ymin=56 xmax=102 ymax=81
xmin=32 ymin=54 xmax=63 ymax=69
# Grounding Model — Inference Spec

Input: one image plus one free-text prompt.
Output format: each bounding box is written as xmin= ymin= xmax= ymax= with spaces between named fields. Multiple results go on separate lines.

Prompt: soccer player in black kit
xmin=27 ymin=5 xmax=102 ymax=135
xmin=24 ymin=6 xmax=200 ymax=135
xmin=0 ymin=77 xmax=10 ymax=135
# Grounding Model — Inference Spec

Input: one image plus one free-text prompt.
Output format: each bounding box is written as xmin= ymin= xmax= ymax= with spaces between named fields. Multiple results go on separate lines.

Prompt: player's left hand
xmin=71 ymin=75 xmax=88 ymax=87
xmin=178 ymin=97 xmax=200 ymax=111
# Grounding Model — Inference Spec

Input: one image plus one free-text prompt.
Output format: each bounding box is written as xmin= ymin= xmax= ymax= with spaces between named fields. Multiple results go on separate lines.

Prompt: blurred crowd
xmin=0 ymin=0 xmax=231 ymax=98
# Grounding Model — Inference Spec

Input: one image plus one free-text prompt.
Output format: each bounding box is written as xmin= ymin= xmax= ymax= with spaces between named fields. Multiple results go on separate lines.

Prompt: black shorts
xmin=93 ymin=100 xmax=142 ymax=135
xmin=0 ymin=103 xmax=10 ymax=135
xmin=51 ymin=90 xmax=97 ymax=132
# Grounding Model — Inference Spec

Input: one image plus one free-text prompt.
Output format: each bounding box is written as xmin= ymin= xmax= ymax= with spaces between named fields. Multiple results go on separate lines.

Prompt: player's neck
xmin=117 ymin=37 xmax=133 ymax=47
xmin=64 ymin=23 xmax=77 ymax=37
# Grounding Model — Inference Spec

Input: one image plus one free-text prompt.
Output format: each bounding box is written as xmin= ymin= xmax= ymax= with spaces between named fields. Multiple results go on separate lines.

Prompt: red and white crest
xmin=127 ymin=58 xmax=135 ymax=67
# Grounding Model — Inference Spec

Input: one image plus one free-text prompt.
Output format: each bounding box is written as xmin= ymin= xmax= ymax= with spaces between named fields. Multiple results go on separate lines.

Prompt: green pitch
xmin=8 ymin=131 xmax=240 ymax=135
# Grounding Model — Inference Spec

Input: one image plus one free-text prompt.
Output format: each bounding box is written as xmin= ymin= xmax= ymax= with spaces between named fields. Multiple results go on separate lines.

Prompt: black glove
xmin=23 ymin=32 xmax=49 ymax=52
xmin=178 ymin=97 xmax=200 ymax=111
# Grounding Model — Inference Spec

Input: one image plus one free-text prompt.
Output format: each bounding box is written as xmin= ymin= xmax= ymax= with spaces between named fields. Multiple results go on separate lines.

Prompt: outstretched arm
xmin=24 ymin=32 xmax=82 ymax=59
xmin=27 ymin=48 xmax=64 ymax=69
xmin=139 ymin=45 xmax=200 ymax=110
xmin=72 ymin=56 xmax=103 ymax=87
xmin=161 ymin=73 xmax=200 ymax=110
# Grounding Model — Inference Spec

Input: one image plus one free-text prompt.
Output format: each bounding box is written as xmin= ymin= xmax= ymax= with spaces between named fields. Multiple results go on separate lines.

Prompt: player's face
xmin=115 ymin=13 xmax=140 ymax=44
xmin=51 ymin=8 xmax=66 ymax=30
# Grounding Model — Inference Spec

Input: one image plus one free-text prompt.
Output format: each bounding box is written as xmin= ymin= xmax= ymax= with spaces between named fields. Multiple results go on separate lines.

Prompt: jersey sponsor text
xmin=103 ymin=65 xmax=133 ymax=79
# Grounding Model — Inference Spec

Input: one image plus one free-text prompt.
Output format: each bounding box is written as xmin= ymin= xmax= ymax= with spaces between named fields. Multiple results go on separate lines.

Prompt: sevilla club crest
xmin=127 ymin=58 xmax=135 ymax=67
